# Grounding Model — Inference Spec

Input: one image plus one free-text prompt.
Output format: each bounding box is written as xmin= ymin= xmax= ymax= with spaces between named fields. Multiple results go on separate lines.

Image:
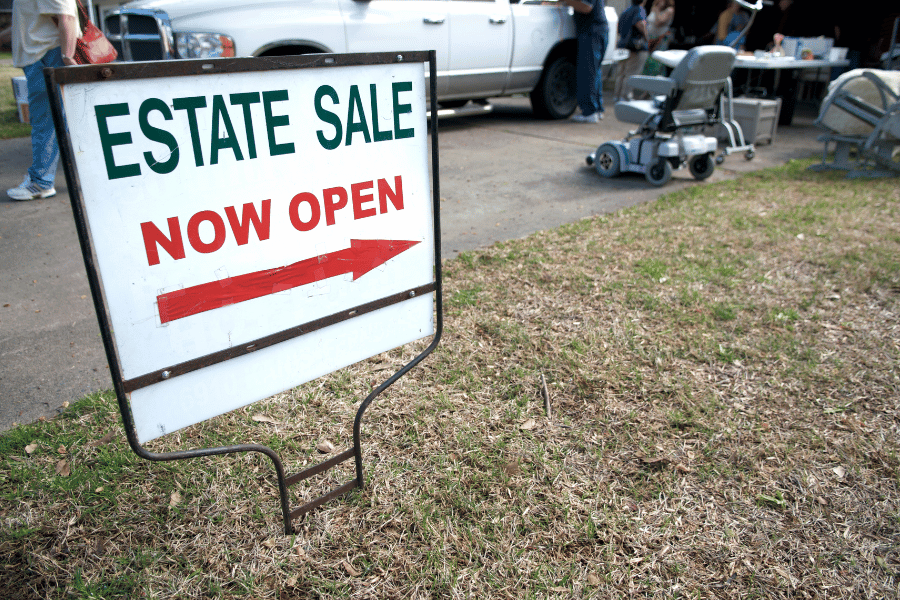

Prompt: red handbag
xmin=73 ymin=0 xmax=118 ymax=65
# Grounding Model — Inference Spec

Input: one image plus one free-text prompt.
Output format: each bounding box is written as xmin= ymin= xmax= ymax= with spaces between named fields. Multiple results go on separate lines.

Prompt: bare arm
xmin=635 ymin=19 xmax=648 ymax=38
xmin=657 ymin=7 xmax=674 ymax=28
xmin=0 ymin=26 xmax=11 ymax=47
xmin=51 ymin=14 xmax=79 ymax=65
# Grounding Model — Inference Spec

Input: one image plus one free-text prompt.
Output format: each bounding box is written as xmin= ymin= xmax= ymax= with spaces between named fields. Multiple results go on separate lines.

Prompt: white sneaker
xmin=571 ymin=112 xmax=602 ymax=123
xmin=7 ymin=176 xmax=56 ymax=201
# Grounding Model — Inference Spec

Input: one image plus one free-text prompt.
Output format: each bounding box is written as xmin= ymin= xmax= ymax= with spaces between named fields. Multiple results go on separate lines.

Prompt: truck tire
xmin=530 ymin=55 xmax=578 ymax=120
xmin=257 ymin=46 xmax=322 ymax=57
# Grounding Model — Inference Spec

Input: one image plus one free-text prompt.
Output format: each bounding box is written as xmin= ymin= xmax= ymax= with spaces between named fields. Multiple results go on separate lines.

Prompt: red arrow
xmin=157 ymin=239 xmax=420 ymax=324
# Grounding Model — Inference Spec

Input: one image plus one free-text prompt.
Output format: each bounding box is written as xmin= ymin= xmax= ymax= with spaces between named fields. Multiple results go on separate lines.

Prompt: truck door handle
xmin=423 ymin=17 xmax=445 ymax=25
xmin=489 ymin=17 xmax=507 ymax=24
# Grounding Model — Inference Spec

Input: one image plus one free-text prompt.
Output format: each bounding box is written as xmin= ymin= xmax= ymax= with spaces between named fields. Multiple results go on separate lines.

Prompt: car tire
xmin=594 ymin=143 xmax=621 ymax=178
xmin=530 ymin=55 xmax=578 ymax=120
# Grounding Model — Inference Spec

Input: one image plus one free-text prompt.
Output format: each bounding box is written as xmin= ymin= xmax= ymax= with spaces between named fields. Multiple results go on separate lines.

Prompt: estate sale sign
xmin=52 ymin=56 xmax=437 ymax=443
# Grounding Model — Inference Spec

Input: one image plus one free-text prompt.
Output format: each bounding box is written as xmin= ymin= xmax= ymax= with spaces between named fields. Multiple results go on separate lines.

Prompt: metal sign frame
xmin=46 ymin=52 xmax=442 ymax=534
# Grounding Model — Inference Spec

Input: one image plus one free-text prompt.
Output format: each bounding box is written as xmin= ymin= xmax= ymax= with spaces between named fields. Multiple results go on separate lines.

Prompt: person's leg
xmin=616 ymin=52 xmax=640 ymax=100
xmin=576 ymin=31 xmax=598 ymax=116
xmin=25 ymin=48 xmax=64 ymax=190
xmin=614 ymin=52 xmax=631 ymax=102
xmin=593 ymin=23 xmax=609 ymax=114
xmin=621 ymin=52 xmax=648 ymax=100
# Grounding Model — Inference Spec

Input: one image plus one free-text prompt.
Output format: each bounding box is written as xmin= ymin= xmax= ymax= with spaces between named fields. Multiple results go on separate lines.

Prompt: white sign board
xmin=56 ymin=58 xmax=436 ymax=443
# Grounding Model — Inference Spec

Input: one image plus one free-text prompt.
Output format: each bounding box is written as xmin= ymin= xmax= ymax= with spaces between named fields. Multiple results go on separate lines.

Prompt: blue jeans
xmin=576 ymin=23 xmax=609 ymax=117
xmin=23 ymin=47 xmax=64 ymax=189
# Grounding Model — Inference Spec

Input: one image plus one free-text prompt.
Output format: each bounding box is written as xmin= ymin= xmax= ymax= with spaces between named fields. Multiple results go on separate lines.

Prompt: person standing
xmin=5 ymin=0 xmax=79 ymax=201
xmin=613 ymin=0 xmax=649 ymax=103
xmin=561 ymin=0 xmax=609 ymax=123
xmin=641 ymin=0 xmax=674 ymax=76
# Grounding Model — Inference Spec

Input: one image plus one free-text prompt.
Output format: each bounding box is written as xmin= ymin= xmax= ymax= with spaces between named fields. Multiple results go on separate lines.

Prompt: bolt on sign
xmin=47 ymin=52 xmax=442 ymax=532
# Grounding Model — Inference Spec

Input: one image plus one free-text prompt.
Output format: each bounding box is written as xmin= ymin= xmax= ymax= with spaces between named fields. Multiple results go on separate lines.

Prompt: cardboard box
xmin=11 ymin=76 xmax=29 ymax=125
xmin=720 ymin=96 xmax=782 ymax=146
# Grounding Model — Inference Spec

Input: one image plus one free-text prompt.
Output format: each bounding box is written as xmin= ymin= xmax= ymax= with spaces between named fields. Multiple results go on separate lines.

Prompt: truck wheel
xmin=645 ymin=158 xmax=672 ymax=187
xmin=530 ymin=55 xmax=577 ymax=120
xmin=439 ymin=100 xmax=469 ymax=109
xmin=688 ymin=153 xmax=715 ymax=180
xmin=594 ymin=143 xmax=621 ymax=178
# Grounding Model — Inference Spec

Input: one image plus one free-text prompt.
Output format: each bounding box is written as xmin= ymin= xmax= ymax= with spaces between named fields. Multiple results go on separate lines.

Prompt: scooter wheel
xmin=715 ymin=155 xmax=725 ymax=165
xmin=594 ymin=143 xmax=621 ymax=178
xmin=645 ymin=158 xmax=672 ymax=187
xmin=586 ymin=153 xmax=595 ymax=166
xmin=745 ymin=149 xmax=755 ymax=160
xmin=689 ymin=153 xmax=715 ymax=181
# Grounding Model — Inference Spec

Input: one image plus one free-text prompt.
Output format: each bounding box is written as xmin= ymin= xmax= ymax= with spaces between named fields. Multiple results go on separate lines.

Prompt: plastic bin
xmin=720 ymin=97 xmax=782 ymax=145
xmin=782 ymin=37 xmax=834 ymax=60
xmin=11 ymin=76 xmax=29 ymax=124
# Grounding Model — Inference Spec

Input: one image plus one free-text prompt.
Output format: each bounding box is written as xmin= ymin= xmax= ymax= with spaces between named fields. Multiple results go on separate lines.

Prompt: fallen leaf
xmin=24 ymin=442 xmax=37 ymax=454
xmin=251 ymin=414 xmax=278 ymax=424
xmin=502 ymin=460 xmax=521 ymax=476
xmin=520 ymin=419 xmax=537 ymax=431
xmin=57 ymin=445 xmax=67 ymax=455
xmin=169 ymin=491 xmax=182 ymax=507
xmin=674 ymin=463 xmax=692 ymax=474
xmin=774 ymin=566 xmax=795 ymax=586
xmin=636 ymin=453 xmax=669 ymax=469
xmin=343 ymin=560 xmax=360 ymax=577
xmin=95 ymin=486 xmax=104 ymax=493
xmin=550 ymin=587 xmax=568 ymax=593
xmin=88 ymin=432 xmax=116 ymax=448
xmin=55 ymin=459 xmax=71 ymax=477
xmin=833 ymin=466 xmax=846 ymax=479
xmin=316 ymin=440 xmax=335 ymax=453
xmin=262 ymin=538 xmax=276 ymax=549
xmin=587 ymin=573 xmax=601 ymax=585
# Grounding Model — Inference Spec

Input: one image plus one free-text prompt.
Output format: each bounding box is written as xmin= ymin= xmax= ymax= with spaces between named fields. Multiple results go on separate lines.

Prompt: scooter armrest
xmin=627 ymin=76 xmax=675 ymax=97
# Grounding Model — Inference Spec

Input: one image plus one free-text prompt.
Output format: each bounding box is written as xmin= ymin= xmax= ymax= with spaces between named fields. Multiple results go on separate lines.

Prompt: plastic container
xmin=719 ymin=97 xmax=782 ymax=145
xmin=782 ymin=37 xmax=834 ymax=60
xmin=11 ymin=76 xmax=29 ymax=124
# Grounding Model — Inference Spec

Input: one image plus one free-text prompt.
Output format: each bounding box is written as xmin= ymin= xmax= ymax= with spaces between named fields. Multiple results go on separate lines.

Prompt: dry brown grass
xmin=2 ymin=160 xmax=899 ymax=599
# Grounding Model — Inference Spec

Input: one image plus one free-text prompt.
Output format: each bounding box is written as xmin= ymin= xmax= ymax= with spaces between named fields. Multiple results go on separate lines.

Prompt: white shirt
xmin=12 ymin=0 xmax=78 ymax=67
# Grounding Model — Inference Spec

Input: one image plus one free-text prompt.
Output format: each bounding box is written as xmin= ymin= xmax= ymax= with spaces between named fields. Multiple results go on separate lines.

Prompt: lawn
xmin=1 ymin=160 xmax=898 ymax=599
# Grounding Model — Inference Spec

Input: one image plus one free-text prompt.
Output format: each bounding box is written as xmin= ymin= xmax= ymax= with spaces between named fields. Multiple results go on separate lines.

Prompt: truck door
xmin=340 ymin=0 xmax=450 ymax=97
xmin=445 ymin=0 xmax=513 ymax=98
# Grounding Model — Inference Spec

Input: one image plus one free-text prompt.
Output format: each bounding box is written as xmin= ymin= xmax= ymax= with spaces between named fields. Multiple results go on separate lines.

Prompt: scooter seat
xmin=671 ymin=109 xmax=710 ymax=127
xmin=615 ymin=100 xmax=659 ymax=124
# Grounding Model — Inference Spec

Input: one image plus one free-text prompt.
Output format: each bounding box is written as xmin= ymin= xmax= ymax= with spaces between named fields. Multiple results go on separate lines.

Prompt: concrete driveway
xmin=0 ymin=96 xmax=827 ymax=432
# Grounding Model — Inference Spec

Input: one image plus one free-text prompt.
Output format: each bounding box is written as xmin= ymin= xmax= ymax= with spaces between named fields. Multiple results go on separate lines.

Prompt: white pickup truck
xmin=104 ymin=0 xmax=618 ymax=119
